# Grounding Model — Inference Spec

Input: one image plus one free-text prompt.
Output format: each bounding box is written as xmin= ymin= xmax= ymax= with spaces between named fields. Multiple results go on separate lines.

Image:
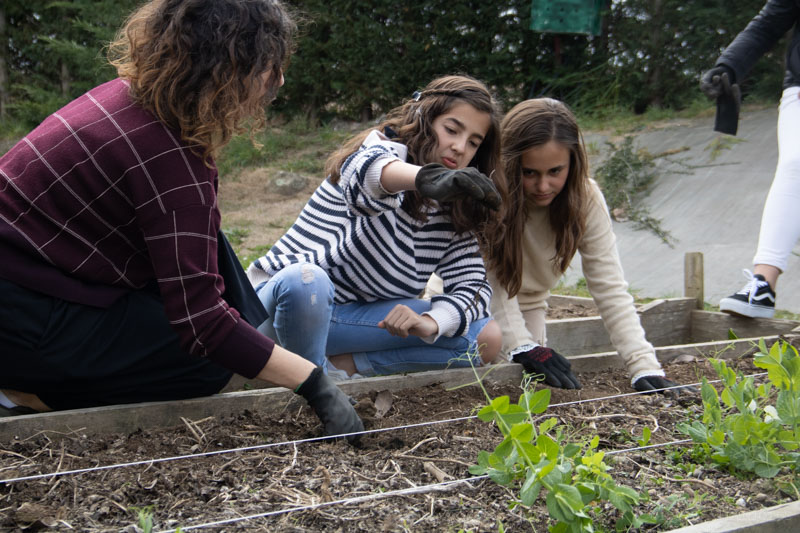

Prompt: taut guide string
xmin=0 ymin=373 xmax=766 ymax=485
xmin=156 ymin=437 xmax=697 ymax=532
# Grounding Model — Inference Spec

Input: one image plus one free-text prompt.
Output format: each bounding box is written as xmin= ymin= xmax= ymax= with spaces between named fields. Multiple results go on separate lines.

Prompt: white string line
xmin=154 ymin=476 xmax=489 ymax=532
xmin=0 ymin=416 xmax=474 ymax=484
xmin=155 ymin=437 xmax=697 ymax=533
xmin=0 ymin=372 xmax=769 ymax=485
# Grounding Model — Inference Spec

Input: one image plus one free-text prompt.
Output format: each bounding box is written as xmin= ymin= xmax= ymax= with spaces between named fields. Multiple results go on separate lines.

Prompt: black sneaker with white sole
xmin=719 ymin=270 xmax=776 ymax=318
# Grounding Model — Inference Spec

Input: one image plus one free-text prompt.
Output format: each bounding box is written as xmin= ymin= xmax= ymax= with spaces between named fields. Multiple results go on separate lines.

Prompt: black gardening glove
xmin=633 ymin=375 xmax=697 ymax=396
xmin=700 ymin=65 xmax=741 ymax=135
xmin=296 ymin=367 xmax=364 ymax=444
xmin=415 ymin=163 xmax=501 ymax=210
xmin=512 ymin=346 xmax=581 ymax=389
xmin=699 ymin=65 xmax=739 ymax=100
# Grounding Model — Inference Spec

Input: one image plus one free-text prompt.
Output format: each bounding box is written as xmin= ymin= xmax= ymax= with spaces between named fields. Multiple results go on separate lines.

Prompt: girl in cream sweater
xmin=481 ymin=98 xmax=684 ymax=393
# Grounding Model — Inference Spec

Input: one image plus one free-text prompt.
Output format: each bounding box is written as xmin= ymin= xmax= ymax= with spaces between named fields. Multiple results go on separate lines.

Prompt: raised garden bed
xmin=2 ymin=297 xmax=799 ymax=532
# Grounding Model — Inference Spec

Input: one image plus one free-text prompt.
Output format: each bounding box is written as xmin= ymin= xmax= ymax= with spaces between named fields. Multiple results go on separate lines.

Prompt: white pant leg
xmin=753 ymin=86 xmax=800 ymax=272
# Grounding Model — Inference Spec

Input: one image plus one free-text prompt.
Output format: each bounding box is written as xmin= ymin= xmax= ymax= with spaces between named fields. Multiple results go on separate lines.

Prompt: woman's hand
xmin=378 ymin=304 xmax=439 ymax=338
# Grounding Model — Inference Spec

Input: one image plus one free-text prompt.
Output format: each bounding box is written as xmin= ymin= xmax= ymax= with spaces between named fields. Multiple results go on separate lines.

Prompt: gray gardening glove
xmin=700 ymin=65 xmax=739 ymax=100
xmin=633 ymin=375 xmax=697 ymax=396
xmin=512 ymin=346 xmax=581 ymax=389
xmin=296 ymin=367 xmax=364 ymax=443
xmin=415 ymin=163 xmax=501 ymax=210
xmin=700 ymin=66 xmax=741 ymax=136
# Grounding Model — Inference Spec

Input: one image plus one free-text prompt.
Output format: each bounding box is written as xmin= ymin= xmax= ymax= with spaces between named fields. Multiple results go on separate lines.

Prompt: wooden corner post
xmin=684 ymin=252 xmax=704 ymax=310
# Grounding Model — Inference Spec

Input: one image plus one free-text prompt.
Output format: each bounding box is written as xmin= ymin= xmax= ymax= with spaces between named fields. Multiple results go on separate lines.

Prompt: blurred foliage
xmin=0 ymin=0 xmax=787 ymax=136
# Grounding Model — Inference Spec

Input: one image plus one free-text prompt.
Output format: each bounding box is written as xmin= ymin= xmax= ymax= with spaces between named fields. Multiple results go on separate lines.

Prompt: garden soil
xmin=1 ymin=334 xmax=796 ymax=532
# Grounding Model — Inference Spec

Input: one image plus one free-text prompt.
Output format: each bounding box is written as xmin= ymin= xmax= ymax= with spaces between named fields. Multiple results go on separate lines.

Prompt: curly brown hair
xmin=108 ymin=0 xmax=295 ymax=161
xmin=324 ymin=75 xmax=506 ymax=235
xmin=485 ymin=98 xmax=589 ymax=297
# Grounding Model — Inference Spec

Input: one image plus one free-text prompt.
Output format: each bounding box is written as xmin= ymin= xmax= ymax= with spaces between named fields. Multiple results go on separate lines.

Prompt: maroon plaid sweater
xmin=0 ymin=78 xmax=273 ymax=378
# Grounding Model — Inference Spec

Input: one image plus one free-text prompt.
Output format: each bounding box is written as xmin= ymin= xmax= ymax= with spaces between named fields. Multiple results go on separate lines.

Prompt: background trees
xmin=0 ymin=0 xmax=787 ymax=130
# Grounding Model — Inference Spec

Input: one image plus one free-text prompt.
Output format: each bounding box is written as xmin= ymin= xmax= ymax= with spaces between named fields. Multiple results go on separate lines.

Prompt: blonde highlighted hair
xmin=108 ymin=0 xmax=295 ymax=161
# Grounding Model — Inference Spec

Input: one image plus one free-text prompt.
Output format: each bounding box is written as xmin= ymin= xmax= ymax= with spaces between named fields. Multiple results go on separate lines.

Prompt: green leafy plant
xmin=130 ymin=506 xmax=154 ymax=533
xmin=644 ymin=492 xmax=702 ymax=530
xmin=636 ymin=426 xmax=652 ymax=447
xmin=469 ymin=373 xmax=648 ymax=532
xmin=678 ymin=339 xmax=800 ymax=479
xmin=129 ymin=505 xmax=183 ymax=533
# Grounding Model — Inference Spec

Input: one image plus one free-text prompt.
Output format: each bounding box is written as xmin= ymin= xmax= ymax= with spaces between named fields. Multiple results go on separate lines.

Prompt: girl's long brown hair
xmin=324 ymin=75 xmax=506 ymax=235
xmin=108 ymin=0 xmax=295 ymax=161
xmin=485 ymin=98 xmax=589 ymax=297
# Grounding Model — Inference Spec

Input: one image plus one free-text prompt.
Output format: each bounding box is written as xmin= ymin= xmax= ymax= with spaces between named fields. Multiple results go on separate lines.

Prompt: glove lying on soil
xmin=415 ymin=163 xmax=501 ymax=210
xmin=296 ymin=367 xmax=365 ymax=443
xmin=512 ymin=346 xmax=581 ymax=389
xmin=633 ymin=375 xmax=698 ymax=396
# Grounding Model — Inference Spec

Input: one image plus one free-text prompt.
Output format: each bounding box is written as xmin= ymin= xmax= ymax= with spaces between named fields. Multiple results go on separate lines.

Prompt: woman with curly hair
xmin=247 ymin=75 xmax=504 ymax=378
xmin=0 ymin=0 xmax=362 ymax=440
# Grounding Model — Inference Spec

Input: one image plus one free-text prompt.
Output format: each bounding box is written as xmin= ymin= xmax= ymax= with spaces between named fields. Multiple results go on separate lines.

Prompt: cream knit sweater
xmin=490 ymin=179 xmax=664 ymax=383
xmin=426 ymin=179 xmax=665 ymax=383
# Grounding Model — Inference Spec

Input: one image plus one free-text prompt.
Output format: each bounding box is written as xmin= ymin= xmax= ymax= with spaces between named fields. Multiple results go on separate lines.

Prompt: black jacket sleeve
xmin=716 ymin=0 xmax=800 ymax=87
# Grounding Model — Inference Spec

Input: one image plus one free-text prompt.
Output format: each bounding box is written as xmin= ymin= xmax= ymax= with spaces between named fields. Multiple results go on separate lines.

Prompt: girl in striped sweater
xmin=247 ymin=75 xmax=504 ymax=378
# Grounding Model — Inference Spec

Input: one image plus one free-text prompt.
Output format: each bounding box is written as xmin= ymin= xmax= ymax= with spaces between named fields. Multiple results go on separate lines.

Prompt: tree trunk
xmin=359 ymin=103 xmax=372 ymax=123
xmin=647 ymin=0 xmax=665 ymax=109
xmin=60 ymin=60 xmax=70 ymax=98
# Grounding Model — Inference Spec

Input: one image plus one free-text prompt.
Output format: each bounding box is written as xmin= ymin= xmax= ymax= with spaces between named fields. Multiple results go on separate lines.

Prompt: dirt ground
xmin=1 ymin=350 xmax=796 ymax=532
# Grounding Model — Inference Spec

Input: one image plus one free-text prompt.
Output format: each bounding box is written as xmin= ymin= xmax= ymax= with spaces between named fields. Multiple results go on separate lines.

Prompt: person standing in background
xmin=701 ymin=0 xmax=800 ymax=318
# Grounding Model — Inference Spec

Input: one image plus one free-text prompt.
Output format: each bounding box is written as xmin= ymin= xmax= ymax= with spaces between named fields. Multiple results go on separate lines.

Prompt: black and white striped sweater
xmin=246 ymin=131 xmax=491 ymax=338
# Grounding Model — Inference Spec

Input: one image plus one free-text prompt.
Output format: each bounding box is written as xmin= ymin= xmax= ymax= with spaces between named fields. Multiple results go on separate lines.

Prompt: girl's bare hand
xmin=378 ymin=304 xmax=438 ymax=338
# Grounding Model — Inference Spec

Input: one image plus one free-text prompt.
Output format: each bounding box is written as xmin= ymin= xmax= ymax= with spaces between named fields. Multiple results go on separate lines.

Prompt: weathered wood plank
xmin=683 ymin=252 xmax=704 ymax=310
xmin=665 ymin=499 xmax=800 ymax=533
xmin=639 ymin=298 xmax=695 ymax=347
xmin=0 ymin=387 xmax=299 ymax=443
xmin=5 ymin=333 xmax=793 ymax=442
xmin=546 ymin=316 xmax=614 ymax=355
xmin=546 ymin=298 xmax=695 ymax=354
xmin=689 ymin=310 xmax=800 ymax=343
xmin=566 ymin=335 xmax=788 ymax=374
xmin=0 ymin=365 xmax=525 ymax=442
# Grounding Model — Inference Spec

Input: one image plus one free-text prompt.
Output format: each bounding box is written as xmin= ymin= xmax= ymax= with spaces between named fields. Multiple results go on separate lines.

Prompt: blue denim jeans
xmin=256 ymin=263 xmax=335 ymax=370
xmin=255 ymin=263 xmax=489 ymax=376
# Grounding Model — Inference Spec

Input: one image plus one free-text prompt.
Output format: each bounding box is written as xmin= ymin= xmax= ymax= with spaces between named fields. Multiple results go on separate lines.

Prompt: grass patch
xmin=216 ymin=118 xmax=352 ymax=177
xmin=236 ymin=243 xmax=273 ymax=269
xmin=575 ymin=97 xmax=774 ymax=135
xmin=552 ymin=278 xmax=591 ymax=298
xmin=552 ymin=277 xmax=659 ymax=305
xmin=704 ymin=134 xmax=745 ymax=162
xmin=576 ymin=99 xmax=712 ymax=134
xmin=222 ymin=226 xmax=250 ymax=248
